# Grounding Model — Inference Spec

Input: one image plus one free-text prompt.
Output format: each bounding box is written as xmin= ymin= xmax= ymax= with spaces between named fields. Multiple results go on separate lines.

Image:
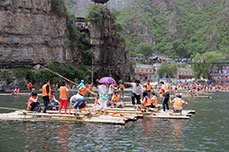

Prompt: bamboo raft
xmin=0 ymin=105 xmax=196 ymax=125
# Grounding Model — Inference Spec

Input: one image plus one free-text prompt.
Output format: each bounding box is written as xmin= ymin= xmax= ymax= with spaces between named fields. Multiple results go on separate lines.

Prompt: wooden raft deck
xmin=0 ymin=107 xmax=196 ymax=124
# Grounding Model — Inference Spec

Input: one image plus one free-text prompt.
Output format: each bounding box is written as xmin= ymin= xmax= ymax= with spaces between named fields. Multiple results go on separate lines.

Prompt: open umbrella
xmin=98 ymin=77 xmax=116 ymax=84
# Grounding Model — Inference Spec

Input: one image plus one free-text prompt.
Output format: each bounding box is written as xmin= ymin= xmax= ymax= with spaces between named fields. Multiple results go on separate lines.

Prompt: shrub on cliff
xmin=86 ymin=4 xmax=106 ymax=21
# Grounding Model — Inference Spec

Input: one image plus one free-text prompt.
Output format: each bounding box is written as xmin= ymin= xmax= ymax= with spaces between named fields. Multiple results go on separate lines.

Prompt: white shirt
xmin=161 ymin=84 xmax=169 ymax=93
xmin=70 ymin=94 xmax=84 ymax=102
xmin=172 ymin=98 xmax=185 ymax=103
xmin=131 ymin=83 xmax=143 ymax=95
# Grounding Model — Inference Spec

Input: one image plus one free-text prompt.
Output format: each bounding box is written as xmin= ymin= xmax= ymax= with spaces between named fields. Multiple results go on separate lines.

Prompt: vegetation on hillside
xmin=117 ymin=0 xmax=229 ymax=58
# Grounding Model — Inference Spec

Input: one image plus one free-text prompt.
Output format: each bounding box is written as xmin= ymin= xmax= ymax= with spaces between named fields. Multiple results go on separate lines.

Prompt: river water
xmin=0 ymin=93 xmax=228 ymax=152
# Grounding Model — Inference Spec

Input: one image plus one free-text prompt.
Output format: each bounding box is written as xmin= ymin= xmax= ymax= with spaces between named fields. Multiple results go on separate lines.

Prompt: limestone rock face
xmin=0 ymin=0 xmax=73 ymax=67
xmin=89 ymin=8 xmax=131 ymax=81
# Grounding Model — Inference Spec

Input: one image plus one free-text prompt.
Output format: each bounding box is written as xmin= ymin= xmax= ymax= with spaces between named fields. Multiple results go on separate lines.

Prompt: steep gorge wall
xmin=89 ymin=8 xmax=131 ymax=81
xmin=0 ymin=0 xmax=74 ymax=67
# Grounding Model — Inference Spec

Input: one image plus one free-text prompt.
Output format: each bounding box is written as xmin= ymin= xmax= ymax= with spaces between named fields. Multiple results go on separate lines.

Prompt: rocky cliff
xmin=0 ymin=0 xmax=74 ymax=67
xmin=89 ymin=8 xmax=131 ymax=81
xmin=71 ymin=0 xmax=130 ymax=17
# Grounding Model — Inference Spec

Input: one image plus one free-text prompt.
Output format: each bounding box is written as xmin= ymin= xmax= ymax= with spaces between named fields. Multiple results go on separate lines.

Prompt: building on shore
xmin=134 ymin=64 xmax=159 ymax=81
xmin=177 ymin=68 xmax=194 ymax=79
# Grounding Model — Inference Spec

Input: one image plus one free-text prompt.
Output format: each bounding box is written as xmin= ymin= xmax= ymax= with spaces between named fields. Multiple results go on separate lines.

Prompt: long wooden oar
xmin=39 ymin=65 xmax=78 ymax=86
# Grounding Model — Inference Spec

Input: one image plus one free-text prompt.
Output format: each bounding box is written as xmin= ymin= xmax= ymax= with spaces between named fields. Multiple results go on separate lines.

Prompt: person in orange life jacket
xmin=160 ymin=81 xmax=170 ymax=111
xmin=42 ymin=80 xmax=50 ymax=113
xmin=119 ymin=82 xmax=125 ymax=98
xmin=170 ymin=94 xmax=188 ymax=115
xmin=27 ymin=91 xmax=39 ymax=111
xmin=145 ymin=80 xmax=152 ymax=97
xmin=125 ymin=80 xmax=143 ymax=105
xmin=141 ymin=92 xmax=152 ymax=109
xmin=150 ymin=92 xmax=158 ymax=108
xmin=49 ymin=91 xmax=59 ymax=110
xmin=111 ymin=91 xmax=124 ymax=108
xmin=59 ymin=81 xmax=69 ymax=114
xmin=78 ymin=83 xmax=97 ymax=97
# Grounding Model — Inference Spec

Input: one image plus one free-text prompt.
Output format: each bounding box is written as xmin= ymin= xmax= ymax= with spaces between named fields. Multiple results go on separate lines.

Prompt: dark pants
xmin=131 ymin=93 xmax=141 ymax=105
xmin=43 ymin=96 xmax=49 ymax=113
xmin=30 ymin=102 xmax=39 ymax=111
xmin=162 ymin=93 xmax=170 ymax=111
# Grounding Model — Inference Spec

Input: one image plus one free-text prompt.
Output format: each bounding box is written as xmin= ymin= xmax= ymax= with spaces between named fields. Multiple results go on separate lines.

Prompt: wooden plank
xmin=144 ymin=113 xmax=191 ymax=119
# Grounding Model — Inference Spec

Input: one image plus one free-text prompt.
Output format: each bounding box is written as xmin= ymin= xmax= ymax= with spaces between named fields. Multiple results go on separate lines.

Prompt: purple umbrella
xmin=98 ymin=77 xmax=116 ymax=84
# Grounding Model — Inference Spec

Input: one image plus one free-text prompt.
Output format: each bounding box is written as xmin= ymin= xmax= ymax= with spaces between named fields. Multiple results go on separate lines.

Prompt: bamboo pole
xmin=40 ymin=65 xmax=78 ymax=85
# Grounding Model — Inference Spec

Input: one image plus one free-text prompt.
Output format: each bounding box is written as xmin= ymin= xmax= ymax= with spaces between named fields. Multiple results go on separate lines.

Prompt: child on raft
xmin=150 ymin=92 xmax=158 ymax=108
xmin=27 ymin=91 xmax=40 ymax=112
xmin=49 ymin=91 xmax=60 ymax=110
xmin=170 ymin=94 xmax=188 ymax=116
xmin=111 ymin=91 xmax=124 ymax=108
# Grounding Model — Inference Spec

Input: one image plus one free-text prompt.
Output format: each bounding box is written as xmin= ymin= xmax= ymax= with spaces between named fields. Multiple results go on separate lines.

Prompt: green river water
xmin=0 ymin=93 xmax=228 ymax=152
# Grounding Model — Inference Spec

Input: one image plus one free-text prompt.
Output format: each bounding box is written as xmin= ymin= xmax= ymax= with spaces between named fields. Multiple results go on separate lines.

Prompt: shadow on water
xmin=0 ymin=93 xmax=229 ymax=151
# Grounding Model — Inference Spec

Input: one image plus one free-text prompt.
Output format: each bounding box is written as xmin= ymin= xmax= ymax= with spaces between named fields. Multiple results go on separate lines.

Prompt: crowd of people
xmin=26 ymin=79 xmax=228 ymax=116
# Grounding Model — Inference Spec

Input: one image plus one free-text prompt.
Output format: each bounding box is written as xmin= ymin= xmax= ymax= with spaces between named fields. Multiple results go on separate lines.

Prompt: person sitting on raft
xmin=49 ymin=91 xmax=60 ymax=110
xmin=111 ymin=91 xmax=124 ymax=108
xmin=170 ymin=94 xmax=188 ymax=116
xmin=12 ymin=87 xmax=20 ymax=95
xmin=141 ymin=91 xmax=152 ymax=109
xmin=27 ymin=91 xmax=40 ymax=111
xmin=150 ymin=92 xmax=158 ymax=108
xmin=69 ymin=93 xmax=87 ymax=114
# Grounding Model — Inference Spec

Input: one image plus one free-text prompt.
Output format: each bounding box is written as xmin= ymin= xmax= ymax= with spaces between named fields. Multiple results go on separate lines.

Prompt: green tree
xmin=135 ymin=43 xmax=153 ymax=56
xmin=157 ymin=62 xmax=178 ymax=78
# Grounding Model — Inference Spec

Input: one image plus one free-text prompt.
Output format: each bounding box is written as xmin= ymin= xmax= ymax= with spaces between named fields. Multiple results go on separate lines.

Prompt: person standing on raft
xmin=160 ymin=81 xmax=170 ymax=112
xmin=42 ymin=80 xmax=51 ymax=113
xmin=125 ymin=80 xmax=143 ymax=106
xmin=59 ymin=81 xmax=69 ymax=114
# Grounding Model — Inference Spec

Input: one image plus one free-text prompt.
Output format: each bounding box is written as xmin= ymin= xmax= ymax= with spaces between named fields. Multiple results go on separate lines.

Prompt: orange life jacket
xmin=161 ymin=89 xmax=165 ymax=96
xmin=112 ymin=94 xmax=119 ymax=103
xmin=143 ymin=96 xmax=151 ymax=107
xmin=119 ymin=84 xmax=124 ymax=89
xmin=173 ymin=98 xmax=183 ymax=110
xmin=146 ymin=84 xmax=152 ymax=91
xmin=79 ymin=86 xmax=88 ymax=96
xmin=60 ymin=86 xmax=68 ymax=99
xmin=42 ymin=84 xmax=48 ymax=96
